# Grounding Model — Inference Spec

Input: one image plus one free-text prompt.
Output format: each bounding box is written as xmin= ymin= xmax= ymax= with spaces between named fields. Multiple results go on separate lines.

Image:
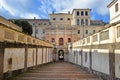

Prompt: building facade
xmin=108 ymin=0 xmax=120 ymax=23
xmin=45 ymin=9 xmax=105 ymax=61
xmin=10 ymin=9 xmax=106 ymax=61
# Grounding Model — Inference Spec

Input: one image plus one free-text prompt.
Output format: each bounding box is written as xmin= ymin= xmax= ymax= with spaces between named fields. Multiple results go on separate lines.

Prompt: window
xmin=78 ymin=30 xmax=80 ymax=34
xmin=53 ymin=18 xmax=56 ymax=20
xmin=81 ymin=19 xmax=84 ymax=25
xmin=35 ymin=29 xmax=38 ymax=34
xmin=43 ymin=29 xmax=45 ymax=34
xmin=85 ymin=19 xmax=88 ymax=25
xmin=59 ymin=38 xmax=64 ymax=45
xmin=47 ymin=40 xmax=49 ymax=42
xmin=51 ymin=38 xmax=55 ymax=42
xmin=44 ymin=23 xmax=46 ymax=25
xmin=115 ymin=3 xmax=119 ymax=12
xmin=85 ymin=11 xmax=88 ymax=16
xmin=77 ymin=19 xmax=80 ymax=25
xmin=68 ymin=38 xmax=71 ymax=42
xmin=86 ymin=30 xmax=88 ymax=34
xmin=60 ymin=18 xmax=63 ymax=20
xmin=68 ymin=18 xmax=70 ymax=20
xmin=81 ymin=11 xmax=84 ymax=16
xmin=93 ymin=30 xmax=96 ymax=34
xmin=77 ymin=11 xmax=79 ymax=16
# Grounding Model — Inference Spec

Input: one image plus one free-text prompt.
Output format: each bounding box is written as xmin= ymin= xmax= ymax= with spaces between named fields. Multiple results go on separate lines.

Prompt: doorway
xmin=58 ymin=50 xmax=64 ymax=60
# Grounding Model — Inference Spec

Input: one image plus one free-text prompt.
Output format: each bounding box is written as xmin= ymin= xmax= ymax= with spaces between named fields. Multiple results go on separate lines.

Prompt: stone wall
xmin=69 ymin=23 xmax=120 ymax=80
xmin=0 ymin=20 xmax=54 ymax=80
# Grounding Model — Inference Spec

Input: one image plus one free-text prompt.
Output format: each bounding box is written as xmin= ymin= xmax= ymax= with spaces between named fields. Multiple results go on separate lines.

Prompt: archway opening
xmin=58 ymin=50 xmax=64 ymax=60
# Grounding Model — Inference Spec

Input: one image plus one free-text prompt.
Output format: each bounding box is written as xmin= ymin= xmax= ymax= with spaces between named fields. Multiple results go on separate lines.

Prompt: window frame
xmin=85 ymin=11 xmax=88 ymax=16
xmin=77 ymin=19 xmax=80 ymax=25
xmin=81 ymin=11 xmax=84 ymax=16
xmin=60 ymin=18 xmax=63 ymax=20
xmin=76 ymin=11 xmax=79 ymax=16
xmin=53 ymin=18 xmax=56 ymax=20
xmin=115 ymin=3 xmax=119 ymax=12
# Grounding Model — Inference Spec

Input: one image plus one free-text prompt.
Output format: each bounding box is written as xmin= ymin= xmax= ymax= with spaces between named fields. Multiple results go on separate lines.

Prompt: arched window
xmin=59 ymin=38 xmax=64 ymax=45
xmin=51 ymin=38 xmax=55 ymax=42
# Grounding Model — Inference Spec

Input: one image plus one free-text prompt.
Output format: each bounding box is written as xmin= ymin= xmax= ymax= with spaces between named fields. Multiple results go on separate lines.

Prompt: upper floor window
xmin=77 ymin=19 xmax=80 ymax=25
xmin=43 ymin=29 xmax=45 ymax=34
xmin=77 ymin=11 xmax=79 ymax=16
xmin=81 ymin=19 xmax=84 ymax=25
xmin=81 ymin=11 xmax=84 ymax=16
xmin=93 ymin=30 xmax=96 ymax=34
xmin=115 ymin=3 xmax=119 ymax=12
xmin=85 ymin=19 xmax=88 ymax=25
xmin=33 ymin=23 xmax=35 ymax=25
xmin=59 ymin=38 xmax=64 ymax=45
xmin=86 ymin=30 xmax=88 ymax=34
xmin=60 ymin=18 xmax=63 ymax=20
xmin=51 ymin=38 xmax=55 ymax=42
xmin=78 ymin=30 xmax=80 ymax=34
xmin=68 ymin=18 xmax=70 ymax=20
xmin=35 ymin=29 xmax=38 ymax=34
xmin=68 ymin=38 xmax=71 ymax=42
xmin=53 ymin=18 xmax=56 ymax=20
xmin=85 ymin=11 xmax=88 ymax=16
xmin=44 ymin=23 xmax=46 ymax=25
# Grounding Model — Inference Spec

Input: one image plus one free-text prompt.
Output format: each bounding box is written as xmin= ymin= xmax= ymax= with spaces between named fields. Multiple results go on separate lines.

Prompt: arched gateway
xmin=58 ymin=50 xmax=64 ymax=60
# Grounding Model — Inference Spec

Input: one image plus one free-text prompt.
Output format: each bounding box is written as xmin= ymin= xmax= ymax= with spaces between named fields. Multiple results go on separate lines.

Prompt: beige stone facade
xmin=45 ymin=9 xmax=105 ymax=61
xmin=108 ymin=0 xmax=120 ymax=23
xmin=10 ymin=8 xmax=106 ymax=61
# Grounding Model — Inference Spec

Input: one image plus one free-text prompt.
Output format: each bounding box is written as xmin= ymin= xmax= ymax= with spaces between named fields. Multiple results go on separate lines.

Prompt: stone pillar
xmin=45 ymin=48 xmax=47 ymax=63
xmin=36 ymin=46 xmax=38 ymax=67
xmin=24 ymin=44 xmax=28 ymax=71
xmin=109 ymin=44 xmax=115 ymax=80
xmin=42 ymin=47 xmax=43 ymax=64
xmin=81 ymin=50 xmax=83 ymax=67
xmin=0 ymin=42 xmax=4 ymax=80
xmin=89 ymin=50 xmax=92 ymax=72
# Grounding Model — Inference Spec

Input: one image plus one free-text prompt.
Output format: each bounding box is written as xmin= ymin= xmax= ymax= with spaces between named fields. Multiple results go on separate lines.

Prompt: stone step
xmin=10 ymin=62 xmax=102 ymax=80
xmin=14 ymin=77 xmax=102 ymax=80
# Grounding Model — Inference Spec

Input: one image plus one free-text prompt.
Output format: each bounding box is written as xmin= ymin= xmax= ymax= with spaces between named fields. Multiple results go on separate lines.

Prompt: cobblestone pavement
xmin=11 ymin=61 xmax=102 ymax=80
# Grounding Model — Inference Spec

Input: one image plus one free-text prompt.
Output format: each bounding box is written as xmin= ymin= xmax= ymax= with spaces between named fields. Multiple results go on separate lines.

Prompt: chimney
xmin=68 ymin=11 xmax=70 ymax=14
xmin=34 ymin=17 xmax=36 ymax=19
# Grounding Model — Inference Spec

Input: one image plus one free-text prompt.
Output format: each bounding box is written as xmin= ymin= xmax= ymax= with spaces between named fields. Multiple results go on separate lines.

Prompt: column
xmin=0 ymin=42 xmax=4 ymax=80
xmin=109 ymin=44 xmax=115 ymax=80
xmin=24 ymin=44 xmax=28 ymax=71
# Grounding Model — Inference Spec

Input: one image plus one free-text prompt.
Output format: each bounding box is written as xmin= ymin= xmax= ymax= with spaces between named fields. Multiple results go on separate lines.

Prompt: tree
xmin=11 ymin=20 xmax=33 ymax=35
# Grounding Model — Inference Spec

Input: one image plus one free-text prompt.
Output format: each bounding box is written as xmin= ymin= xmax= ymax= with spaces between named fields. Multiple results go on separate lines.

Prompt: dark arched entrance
xmin=58 ymin=50 xmax=64 ymax=60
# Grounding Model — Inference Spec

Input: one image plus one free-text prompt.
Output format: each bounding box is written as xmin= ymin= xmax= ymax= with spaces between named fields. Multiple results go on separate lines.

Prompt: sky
xmin=0 ymin=0 xmax=112 ymax=22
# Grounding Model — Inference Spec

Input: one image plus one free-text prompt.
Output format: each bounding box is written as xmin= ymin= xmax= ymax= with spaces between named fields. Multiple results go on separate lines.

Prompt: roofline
xmin=49 ymin=13 xmax=71 ymax=15
xmin=9 ymin=19 xmax=50 ymax=21
xmin=72 ymin=8 xmax=91 ymax=14
xmin=107 ymin=0 xmax=118 ymax=8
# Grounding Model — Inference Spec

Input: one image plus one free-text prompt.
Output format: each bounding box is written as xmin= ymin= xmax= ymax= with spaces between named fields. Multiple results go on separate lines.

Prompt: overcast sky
xmin=0 ymin=0 xmax=112 ymax=22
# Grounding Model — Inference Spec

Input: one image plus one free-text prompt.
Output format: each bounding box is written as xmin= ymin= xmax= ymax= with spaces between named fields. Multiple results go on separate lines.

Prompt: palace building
xmin=10 ymin=8 xmax=106 ymax=61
